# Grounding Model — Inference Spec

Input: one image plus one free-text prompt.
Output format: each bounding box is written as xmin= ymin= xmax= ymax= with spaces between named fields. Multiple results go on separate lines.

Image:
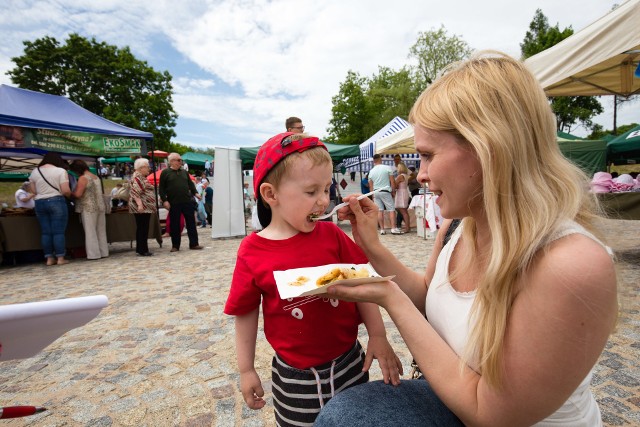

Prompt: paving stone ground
xmin=0 ymin=216 xmax=638 ymax=426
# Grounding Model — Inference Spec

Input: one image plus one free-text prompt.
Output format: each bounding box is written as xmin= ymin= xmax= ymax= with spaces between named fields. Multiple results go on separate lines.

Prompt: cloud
xmin=0 ymin=0 xmax=626 ymax=148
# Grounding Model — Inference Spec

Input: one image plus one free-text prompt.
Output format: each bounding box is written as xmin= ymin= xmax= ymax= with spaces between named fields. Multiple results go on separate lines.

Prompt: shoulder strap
xmin=442 ymin=219 xmax=461 ymax=248
xmin=37 ymin=167 xmax=61 ymax=192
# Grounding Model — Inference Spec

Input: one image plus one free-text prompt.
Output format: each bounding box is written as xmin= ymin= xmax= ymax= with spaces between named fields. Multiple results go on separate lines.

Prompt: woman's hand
xmin=326 ymin=279 xmax=402 ymax=308
xmin=337 ymin=195 xmax=380 ymax=248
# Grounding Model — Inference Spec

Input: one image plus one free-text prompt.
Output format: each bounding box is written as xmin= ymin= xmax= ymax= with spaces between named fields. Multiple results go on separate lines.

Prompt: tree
xmin=520 ymin=9 xmax=573 ymax=58
xmin=408 ymin=26 xmax=472 ymax=89
xmin=7 ymin=33 xmax=178 ymax=151
xmin=521 ymin=10 xmax=603 ymax=133
xmin=326 ymin=71 xmax=370 ymax=145
xmin=366 ymin=66 xmax=420 ymax=134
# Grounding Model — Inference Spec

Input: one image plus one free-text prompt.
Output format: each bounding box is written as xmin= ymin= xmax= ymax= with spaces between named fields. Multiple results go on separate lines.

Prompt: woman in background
xmin=29 ymin=152 xmax=71 ymax=266
xmin=129 ymin=158 xmax=157 ymax=256
xmin=69 ymin=159 xmax=108 ymax=260
xmin=15 ymin=181 xmax=36 ymax=208
xmin=393 ymin=162 xmax=411 ymax=233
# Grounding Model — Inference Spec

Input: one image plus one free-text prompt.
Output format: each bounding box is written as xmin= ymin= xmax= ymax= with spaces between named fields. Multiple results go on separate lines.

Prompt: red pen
xmin=0 ymin=406 xmax=47 ymax=419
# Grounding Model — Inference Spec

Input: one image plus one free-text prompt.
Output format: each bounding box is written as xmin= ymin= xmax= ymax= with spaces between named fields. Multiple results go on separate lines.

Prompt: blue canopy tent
xmin=0 ymin=85 xmax=152 ymax=173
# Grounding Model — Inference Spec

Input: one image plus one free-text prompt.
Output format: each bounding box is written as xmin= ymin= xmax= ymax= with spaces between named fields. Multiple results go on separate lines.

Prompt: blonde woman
xmin=316 ymin=52 xmax=617 ymax=426
xmin=393 ymin=162 xmax=411 ymax=233
xmin=69 ymin=160 xmax=109 ymax=260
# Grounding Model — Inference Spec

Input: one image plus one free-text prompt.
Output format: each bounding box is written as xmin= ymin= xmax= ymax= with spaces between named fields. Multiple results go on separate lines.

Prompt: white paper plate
xmin=274 ymin=263 xmax=393 ymax=299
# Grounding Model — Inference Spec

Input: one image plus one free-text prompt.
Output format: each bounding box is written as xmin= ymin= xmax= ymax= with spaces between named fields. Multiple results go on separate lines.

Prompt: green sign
xmin=30 ymin=129 xmax=143 ymax=155
xmin=0 ymin=126 xmax=145 ymax=156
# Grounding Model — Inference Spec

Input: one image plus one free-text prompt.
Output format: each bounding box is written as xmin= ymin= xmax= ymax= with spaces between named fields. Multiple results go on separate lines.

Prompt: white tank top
xmin=425 ymin=221 xmax=606 ymax=426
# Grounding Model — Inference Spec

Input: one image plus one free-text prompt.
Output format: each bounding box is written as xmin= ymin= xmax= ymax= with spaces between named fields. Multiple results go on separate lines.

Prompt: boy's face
xmin=267 ymin=156 xmax=332 ymax=234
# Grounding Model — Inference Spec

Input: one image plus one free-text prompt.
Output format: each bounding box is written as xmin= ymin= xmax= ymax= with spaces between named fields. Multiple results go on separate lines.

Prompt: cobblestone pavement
xmin=0 ymin=218 xmax=638 ymax=426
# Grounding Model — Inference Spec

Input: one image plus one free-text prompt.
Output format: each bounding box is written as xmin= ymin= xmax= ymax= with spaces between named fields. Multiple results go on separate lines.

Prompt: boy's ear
xmin=260 ymin=182 xmax=277 ymax=207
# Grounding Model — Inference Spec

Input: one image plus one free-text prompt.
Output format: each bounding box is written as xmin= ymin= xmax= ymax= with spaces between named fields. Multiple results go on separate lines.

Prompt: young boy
xmin=224 ymin=132 xmax=402 ymax=426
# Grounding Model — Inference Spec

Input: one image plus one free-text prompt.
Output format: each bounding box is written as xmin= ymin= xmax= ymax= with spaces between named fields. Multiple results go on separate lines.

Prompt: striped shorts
xmin=271 ymin=340 xmax=369 ymax=426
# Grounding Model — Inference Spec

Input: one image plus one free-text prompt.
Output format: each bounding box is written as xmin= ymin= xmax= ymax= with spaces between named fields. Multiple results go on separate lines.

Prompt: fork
xmin=310 ymin=186 xmax=390 ymax=221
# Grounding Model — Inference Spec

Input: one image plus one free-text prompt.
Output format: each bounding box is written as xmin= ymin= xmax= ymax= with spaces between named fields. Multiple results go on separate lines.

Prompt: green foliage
xmin=520 ymin=10 xmax=602 ymax=132
xmin=589 ymin=122 xmax=639 ymax=140
xmin=408 ymin=26 xmax=472 ymax=89
xmin=327 ymin=26 xmax=471 ymax=145
xmin=520 ymin=9 xmax=574 ymax=59
xmin=552 ymin=96 xmax=604 ymax=132
xmin=326 ymin=71 xmax=370 ymax=145
xmin=7 ymin=33 xmax=178 ymax=151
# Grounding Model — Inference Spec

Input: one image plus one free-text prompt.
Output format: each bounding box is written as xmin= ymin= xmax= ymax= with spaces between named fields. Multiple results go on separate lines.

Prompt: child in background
xmin=224 ymin=132 xmax=402 ymax=426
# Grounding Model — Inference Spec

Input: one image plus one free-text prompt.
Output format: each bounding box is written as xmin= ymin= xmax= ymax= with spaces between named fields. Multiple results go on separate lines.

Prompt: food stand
xmin=0 ymin=85 xmax=160 ymax=262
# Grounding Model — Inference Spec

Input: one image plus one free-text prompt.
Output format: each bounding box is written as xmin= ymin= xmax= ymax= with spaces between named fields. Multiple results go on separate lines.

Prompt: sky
xmin=0 ymin=0 xmax=637 ymax=150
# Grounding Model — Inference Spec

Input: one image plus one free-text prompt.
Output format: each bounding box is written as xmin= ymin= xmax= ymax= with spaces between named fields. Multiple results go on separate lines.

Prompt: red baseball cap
xmin=253 ymin=132 xmax=327 ymax=227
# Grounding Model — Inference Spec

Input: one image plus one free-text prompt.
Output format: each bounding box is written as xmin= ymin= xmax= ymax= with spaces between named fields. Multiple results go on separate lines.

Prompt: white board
xmin=212 ymin=147 xmax=246 ymax=238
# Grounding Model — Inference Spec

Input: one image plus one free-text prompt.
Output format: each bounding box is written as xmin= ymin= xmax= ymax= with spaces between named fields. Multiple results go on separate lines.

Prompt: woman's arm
xmin=59 ymin=181 xmax=71 ymax=198
xmin=339 ymin=195 xmax=430 ymax=309
xmin=71 ymin=175 xmax=87 ymax=198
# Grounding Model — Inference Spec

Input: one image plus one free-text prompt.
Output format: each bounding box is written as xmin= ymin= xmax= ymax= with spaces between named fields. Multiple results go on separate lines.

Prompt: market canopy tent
xmin=525 ymin=0 xmax=640 ymax=97
xmin=607 ymin=124 xmax=640 ymax=164
xmin=0 ymin=147 xmax=98 ymax=174
xmin=343 ymin=116 xmax=420 ymax=172
xmin=0 ymin=84 xmax=151 ymax=159
xmin=239 ymin=142 xmax=359 ymax=169
xmin=181 ymin=152 xmax=214 ymax=167
xmin=557 ymin=137 xmax=607 ymax=175
xmin=376 ymin=125 xmax=415 ymax=154
xmin=101 ymin=156 xmax=134 ymax=164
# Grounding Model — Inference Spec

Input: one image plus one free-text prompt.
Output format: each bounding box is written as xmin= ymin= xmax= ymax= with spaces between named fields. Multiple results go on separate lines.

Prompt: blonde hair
xmin=409 ymin=51 xmax=603 ymax=387
xmin=397 ymin=162 xmax=409 ymax=176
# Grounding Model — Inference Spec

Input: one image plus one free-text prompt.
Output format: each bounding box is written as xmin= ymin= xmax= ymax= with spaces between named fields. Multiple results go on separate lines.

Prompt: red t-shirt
xmin=224 ymin=222 xmax=368 ymax=369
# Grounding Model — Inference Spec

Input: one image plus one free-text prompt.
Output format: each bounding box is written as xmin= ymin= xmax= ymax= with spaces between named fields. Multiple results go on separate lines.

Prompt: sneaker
xmin=170 ymin=247 xmax=179 ymax=252
xmin=379 ymin=230 xmax=386 ymax=235
xmin=391 ymin=228 xmax=403 ymax=235
xmin=189 ymin=245 xmax=204 ymax=250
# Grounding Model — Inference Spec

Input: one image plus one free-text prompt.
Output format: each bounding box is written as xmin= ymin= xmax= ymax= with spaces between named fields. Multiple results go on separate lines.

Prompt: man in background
xmin=159 ymin=152 xmax=203 ymax=252
xmin=368 ymin=154 xmax=399 ymax=235
xmin=285 ymin=117 xmax=305 ymax=134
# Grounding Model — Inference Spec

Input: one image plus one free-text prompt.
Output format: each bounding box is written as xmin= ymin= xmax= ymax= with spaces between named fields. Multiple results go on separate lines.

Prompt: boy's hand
xmin=363 ymin=336 xmax=403 ymax=386
xmin=240 ymin=369 xmax=266 ymax=409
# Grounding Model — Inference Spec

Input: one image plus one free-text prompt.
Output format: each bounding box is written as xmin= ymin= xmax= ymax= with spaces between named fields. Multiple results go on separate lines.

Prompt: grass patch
xmin=0 ymin=179 xmax=123 ymax=207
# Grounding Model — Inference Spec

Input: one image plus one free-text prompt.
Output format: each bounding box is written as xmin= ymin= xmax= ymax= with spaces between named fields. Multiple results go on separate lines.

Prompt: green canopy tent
xmin=607 ymin=124 xmax=640 ymax=165
xmin=101 ymin=156 xmax=134 ymax=164
xmin=181 ymin=152 xmax=214 ymax=167
xmin=557 ymin=137 xmax=607 ymax=176
xmin=557 ymin=131 xmax=582 ymax=140
xmin=239 ymin=142 xmax=360 ymax=169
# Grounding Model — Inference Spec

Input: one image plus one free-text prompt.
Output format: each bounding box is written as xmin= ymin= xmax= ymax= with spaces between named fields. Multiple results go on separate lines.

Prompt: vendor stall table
xmin=597 ymin=192 xmax=640 ymax=220
xmin=0 ymin=212 xmax=162 ymax=260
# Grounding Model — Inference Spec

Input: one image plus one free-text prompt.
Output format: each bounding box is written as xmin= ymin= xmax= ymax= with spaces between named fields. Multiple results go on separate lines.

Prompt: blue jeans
xmin=314 ymin=379 xmax=464 ymax=426
xmin=34 ymin=196 xmax=69 ymax=258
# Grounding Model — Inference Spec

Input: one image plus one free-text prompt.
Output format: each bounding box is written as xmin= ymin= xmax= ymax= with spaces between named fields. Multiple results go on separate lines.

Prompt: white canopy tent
xmin=343 ymin=116 xmax=419 ymax=172
xmin=525 ymin=0 xmax=640 ymax=97
xmin=375 ymin=125 xmax=415 ymax=154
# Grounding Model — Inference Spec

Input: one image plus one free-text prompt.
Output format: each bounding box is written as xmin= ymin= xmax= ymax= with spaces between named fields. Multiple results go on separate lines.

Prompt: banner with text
xmin=0 ymin=125 xmax=146 ymax=156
